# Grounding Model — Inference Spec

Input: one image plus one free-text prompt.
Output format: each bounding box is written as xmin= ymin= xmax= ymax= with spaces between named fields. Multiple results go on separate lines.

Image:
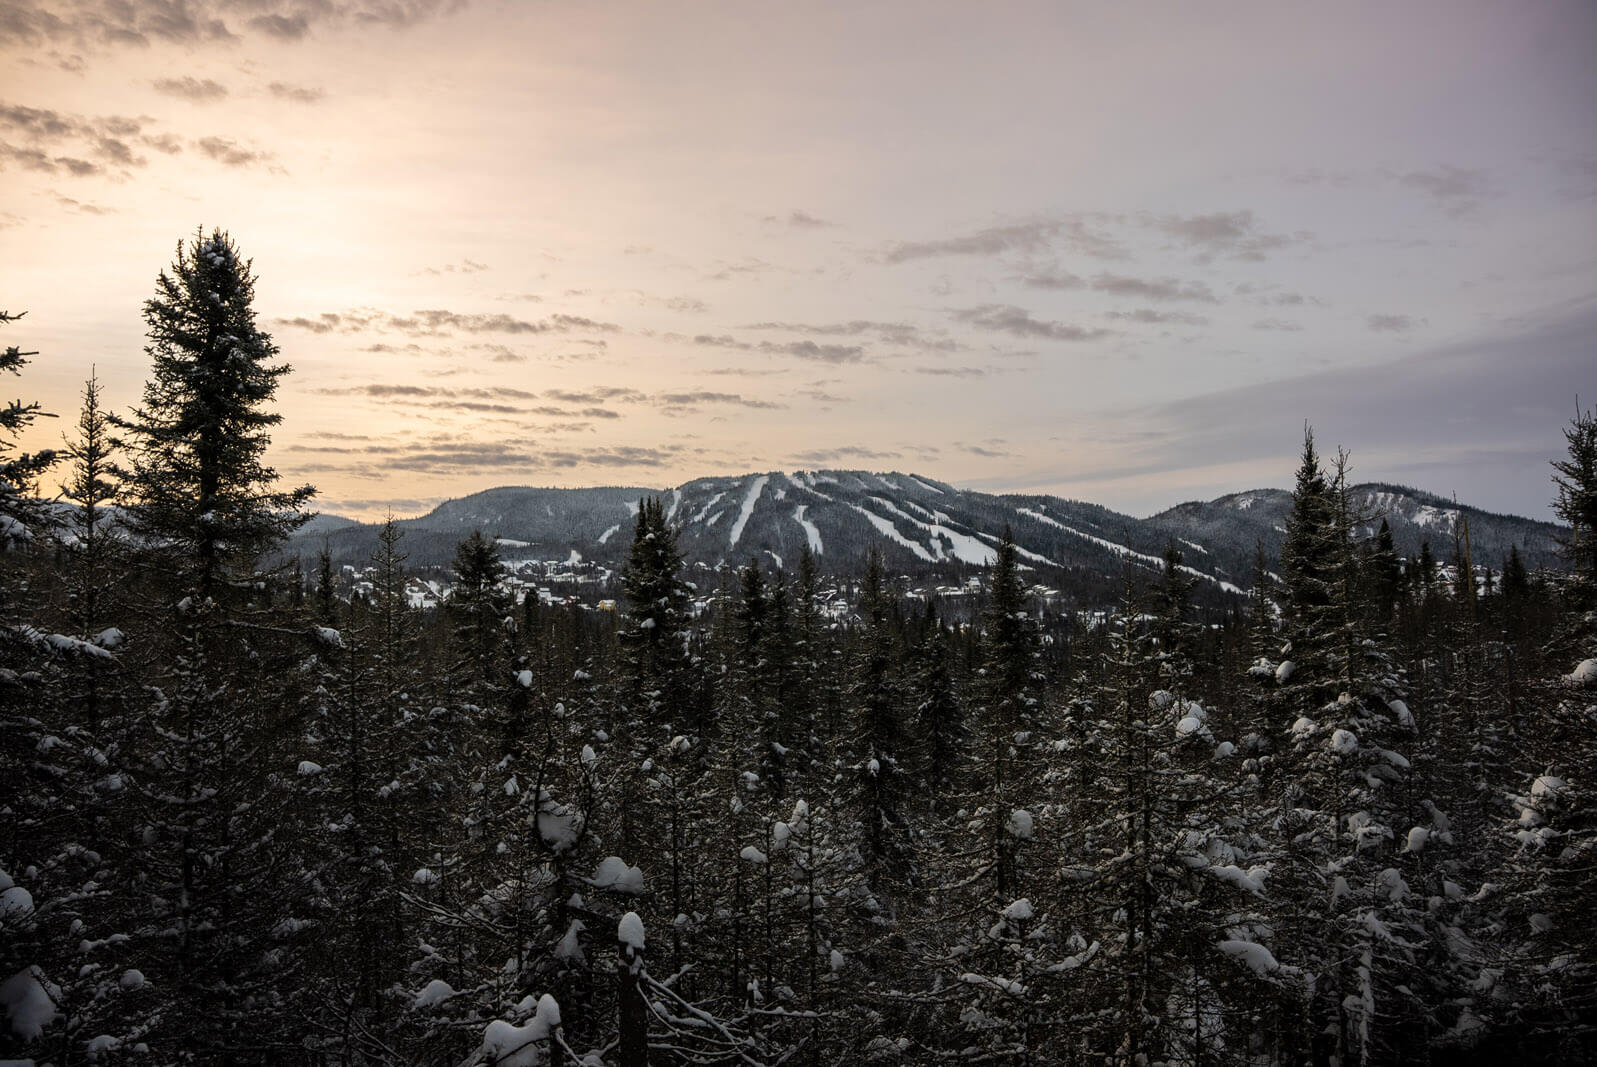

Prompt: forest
xmin=3 ymin=230 xmax=1595 ymax=1065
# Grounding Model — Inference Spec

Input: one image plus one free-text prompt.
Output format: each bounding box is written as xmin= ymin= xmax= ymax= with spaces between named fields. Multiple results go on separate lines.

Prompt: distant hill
xmin=284 ymin=472 xmax=1567 ymax=605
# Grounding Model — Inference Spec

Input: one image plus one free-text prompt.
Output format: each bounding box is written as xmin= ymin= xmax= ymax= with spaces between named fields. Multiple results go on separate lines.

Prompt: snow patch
xmin=589 ymin=857 xmax=645 ymax=895
xmin=1217 ymin=939 xmax=1279 ymax=975
xmin=413 ymin=979 xmax=456 ymax=1010
xmin=618 ymin=912 xmax=645 ymax=950
xmin=728 ymin=475 xmax=768 ymax=550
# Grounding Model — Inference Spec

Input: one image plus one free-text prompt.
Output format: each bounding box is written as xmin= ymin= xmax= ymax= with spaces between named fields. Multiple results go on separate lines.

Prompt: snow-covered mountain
xmin=290 ymin=472 xmax=1567 ymax=602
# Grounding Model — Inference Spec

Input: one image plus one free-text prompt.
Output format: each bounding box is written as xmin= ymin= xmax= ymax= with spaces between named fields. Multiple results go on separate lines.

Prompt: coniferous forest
xmin=4 ymin=230 xmax=1596 ymax=1065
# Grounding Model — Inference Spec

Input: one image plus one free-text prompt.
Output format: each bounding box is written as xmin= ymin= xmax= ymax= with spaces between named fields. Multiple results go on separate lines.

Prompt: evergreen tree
xmin=448 ymin=529 xmax=511 ymax=693
xmin=111 ymin=229 xmax=312 ymax=598
xmin=1552 ymin=402 xmax=1597 ymax=586
xmin=618 ymin=497 xmax=692 ymax=735
xmin=977 ymin=526 xmax=1041 ymax=899
xmin=0 ymin=309 xmax=57 ymax=543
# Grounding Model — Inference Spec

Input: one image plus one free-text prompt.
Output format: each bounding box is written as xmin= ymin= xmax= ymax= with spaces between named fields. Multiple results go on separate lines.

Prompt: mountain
xmin=288 ymin=472 xmax=1568 ymax=604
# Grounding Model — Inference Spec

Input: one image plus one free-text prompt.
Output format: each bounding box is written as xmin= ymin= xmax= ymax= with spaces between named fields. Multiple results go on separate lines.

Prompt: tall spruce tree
xmin=0 ymin=309 xmax=57 ymax=543
xmin=111 ymin=229 xmax=312 ymax=598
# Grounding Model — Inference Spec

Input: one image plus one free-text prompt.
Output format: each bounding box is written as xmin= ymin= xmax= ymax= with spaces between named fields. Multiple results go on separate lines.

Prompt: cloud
xmin=0 ymin=102 xmax=153 ymax=175
xmin=705 ymin=257 xmax=779 ymax=280
xmin=690 ymin=333 xmax=864 ymax=364
xmin=545 ymin=387 xmax=648 ymax=404
xmin=312 ymin=385 xmax=572 ymax=418
xmin=279 ymin=314 xmax=342 ymax=333
xmin=1147 ymin=210 xmax=1310 ymax=261
xmin=741 ymin=318 xmax=964 ymax=353
xmin=787 ymin=210 xmax=833 ymax=228
xmin=194 ymin=135 xmax=275 ymax=168
xmin=791 ymin=446 xmax=902 ymax=463
xmin=152 ymin=76 xmax=228 ymax=102
xmin=250 ymin=13 xmax=309 ymax=40
xmin=276 ymin=307 xmax=622 ymax=337
xmin=419 ymin=258 xmax=489 ymax=276
xmin=1105 ymin=308 xmax=1210 ymax=326
xmin=660 ymin=296 xmax=709 ymax=313
xmin=657 ymin=391 xmax=783 ymax=410
xmin=1252 ymin=318 xmax=1304 ymax=332
xmin=1088 ymin=272 xmax=1218 ymax=303
xmin=465 ymin=343 xmax=525 ymax=362
xmin=1016 ymin=269 xmax=1084 ymax=290
xmin=884 ymin=217 xmax=1127 ymax=263
xmin=961 ymin=443 xmax=1013 ymax=458
xmin=1084 ymin=300 xmax=1597 ymax=520
xmin=951 ymin=304 xmax=1114 ymax=342
xmin=1396 ymin=165 xmax=1492 ymax=216
xmin=914 ymin=366 xmax=986 ymax=377
xmin=0 ymin=0 xmax=465 ymax=53
xmin=267 ymin=80 xmax=325 ymax=103
xmin=1236 ymin=283 xmax=1316 ymax=307
xmin=1367 ymin=314 xmax=1420 ymax=333
xmin=54 ymin=194 xmax=115 ymax=215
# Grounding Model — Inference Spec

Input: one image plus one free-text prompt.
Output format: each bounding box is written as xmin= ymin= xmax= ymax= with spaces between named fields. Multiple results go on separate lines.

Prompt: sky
xmin=3 ymin=0 xmax=1595 ymax=523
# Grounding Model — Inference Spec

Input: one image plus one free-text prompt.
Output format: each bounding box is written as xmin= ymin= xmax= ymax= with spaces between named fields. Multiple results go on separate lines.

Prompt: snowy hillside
xmin=290 ymin=472 xmax=1567 ymax=601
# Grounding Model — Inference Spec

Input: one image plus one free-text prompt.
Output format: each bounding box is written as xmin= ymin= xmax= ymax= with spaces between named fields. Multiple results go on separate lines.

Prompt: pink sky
xmin=4 ymin=0 xmax=1595 ymax=520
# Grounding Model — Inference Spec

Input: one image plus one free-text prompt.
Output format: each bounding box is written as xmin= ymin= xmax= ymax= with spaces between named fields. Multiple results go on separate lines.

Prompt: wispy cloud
xmin=884 ymin=216 xmax=1127 ymax=263
xmin=153 ymin=76 xmax=229 ymax=102
xmin=951 ymin=304 xmax=1114 ymax=342
xmin=194 ymin=135 xmax=276 ymax=169
xmin=1146 ymin=209 xmax=1311 ymax=261
xmin=1088 ymin=272 xmax=1218 ymax=303
xmin=1393 ymin=165 xmax=1492 ymax=217
xmin=785 ymin=210 xmax=833 ymax=228
xmin=267 ymin=80 xmax=326 ymax=103
xmin=1105 ymin=308 xmax=1210 ymax=326
xmin=791 ymin=446 xmax=902 ymax=463
xmin=0 ymin=0 xmax=466 ymax=54
xmin=276 ymin=307 xmax=623 ymax=337
xmin=0 ymin=102 xmax=154 ymax=176
xmin=1367 ymin=313 xmax=1421 ymax=333
xmin=689 ymin=333 xmax=865 ymax=363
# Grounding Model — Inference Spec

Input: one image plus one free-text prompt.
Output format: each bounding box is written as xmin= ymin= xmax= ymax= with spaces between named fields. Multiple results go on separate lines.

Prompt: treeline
xmin=2 ymin=232 xmax=1595 ymax=1065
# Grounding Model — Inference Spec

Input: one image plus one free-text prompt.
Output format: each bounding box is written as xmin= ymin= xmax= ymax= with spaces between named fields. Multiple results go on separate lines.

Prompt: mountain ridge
xmin=288 ymin=471 xmax=1568 ymax=605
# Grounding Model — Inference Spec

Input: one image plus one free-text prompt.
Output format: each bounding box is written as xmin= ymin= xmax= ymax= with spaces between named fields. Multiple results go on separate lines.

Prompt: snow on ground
xmin=969 ymin=528 xmax=1052 ymax=567
xmin=665 ymin=487 xmax=682 ymax=523
xmin=786 ymin=470 xmax=835 ymax=502
xmin=1018 ymin=507 xmax=1244 ymax=594
xmin=793 ymin=505 xmax=823 ymax=554
xmin=864 ymin=496 xmax=996 ymax=565
xmin=905 ymin=475 xmax=944 ymax=495
xmin=597 ymin=523 xmax=621 ymax=545
xmin=849 ymin=504 xmax=936 ymax=561
xmin=495 ymin=538 xmax=531 ymax=548
xmin=689 ymin=491 xmax=726 ymax=524
xmin=729 ymin=474 xmax=768 ymax=550
xmin=1412 ymin=504 xmax=1459 ymax=531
